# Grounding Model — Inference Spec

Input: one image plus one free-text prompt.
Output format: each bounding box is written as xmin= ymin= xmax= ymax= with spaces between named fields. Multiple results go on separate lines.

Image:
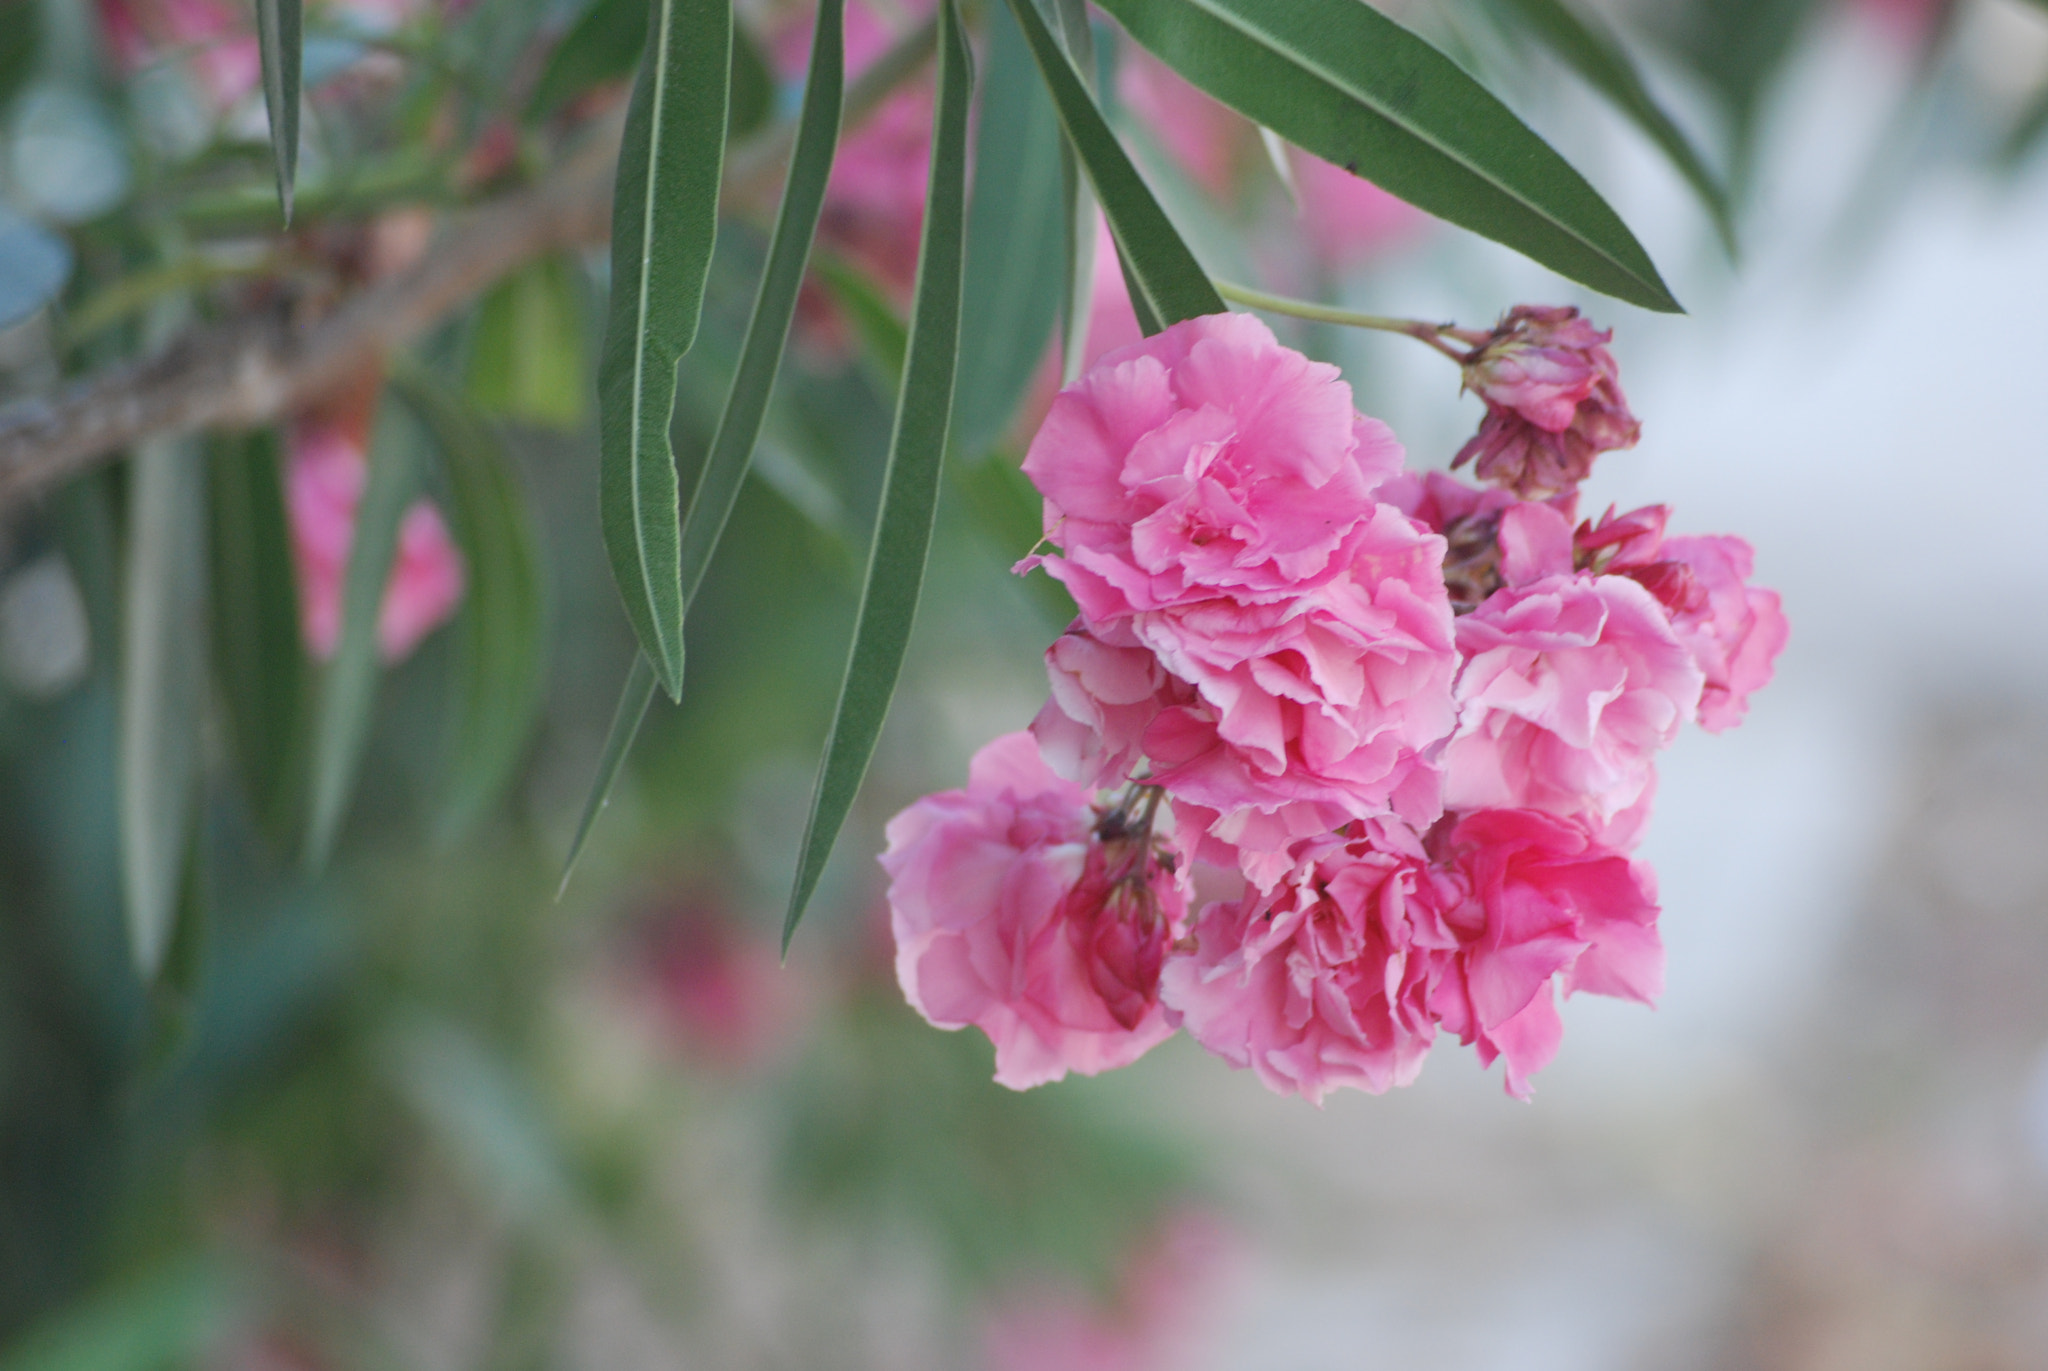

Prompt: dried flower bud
xmin=1454 ymin=306 xmax=1640 ymax=498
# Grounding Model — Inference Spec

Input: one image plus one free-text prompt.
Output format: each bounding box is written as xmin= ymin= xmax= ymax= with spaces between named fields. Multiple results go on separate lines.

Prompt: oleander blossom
xmin=1455 ymin=306 xmax=1640 ymax=498
xmin=881 ymin=732 xmax=1187 ymax=1089
xmin=1022 ymin=314 xmax=1459 ymax=882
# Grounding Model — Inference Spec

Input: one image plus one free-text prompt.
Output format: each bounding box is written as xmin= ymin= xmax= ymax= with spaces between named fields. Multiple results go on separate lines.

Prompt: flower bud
xmin=1454 ymin=306 xmax=1640 ymax=499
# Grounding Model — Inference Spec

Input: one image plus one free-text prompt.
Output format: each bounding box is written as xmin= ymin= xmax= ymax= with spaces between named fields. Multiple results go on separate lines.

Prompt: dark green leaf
xmin=729 ymin=19 xmax=774 ymax=140
xmin=390 ymin=372 xmax=550 ymax=841
xmin=1490 ymin=0 xmax=1735 ymax=255
xmin=303 ymin=394 xmax=423 ymax=870
xmin=0 ymin=0 xmax=41 ymax=114
xmin=597 ymin=0 xmax=731 ymax=700
xmin=254 ymin=0 xmax=303 ymax=221
xmin=557 ymin=652 xmax=657 ymax=896
xmin=467 ymin=255 xmax=588 ymax=429
xmin=951 ymin=0 xmax=1065 ymax=458
xmin=785 ymin=0 xmax=972 ymax=949
xmin=812 ymin=251 xmax=907 ymax=394
xmin=1659 ymin=0 xmax=1816 ymax=191
xmin=1003 ymin=0 xmax=1223 ymax=332
xmin=1093 ymin=0 xmax=1681 ymax=313
xmin=1051 ymin=0 xmax=1100 ymax=385
xmin=207 ymin=429 xmax=306 ymax=845
xmin=526 ymin=0 xmax=646 ymax=121
xmin=120 ymin=437 xmax=209 ymax=980
xmin=677 ymin=0 xmax=845 ymax=610
xmin=139 ymin=827 xmax=208 ymax=1081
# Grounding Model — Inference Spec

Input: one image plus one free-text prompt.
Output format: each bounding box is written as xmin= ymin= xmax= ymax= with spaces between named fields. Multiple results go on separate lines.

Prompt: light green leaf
xmin=1490 ymin=0 xmax=1735 ymax=255
xmin=1093 ymin=0 xmax=1681 ymax=313
xmin=597 ymin=0 xmax=731 ymax=700
xmin=678 ymin=0 xmax=845 ymax=609
xmin=120 ymin=436 xmax=208 ymax=980
xmin=303 ymin=394 xmax=423 ymax=870
xmin=0 ymin=1263 xmax=237 ymax=1371
xmin=812 ymin=252 xmax=908 ymax=393
xmin=467 ymin=255 xmax=588 ymax=429
xmin=785 ymin=0 xmax=972 ymax=949
xmin=254 ymin=0 xmax=302 ymax=221
xmin=1003 ymin=0 xmax=1223 ymax=332
xmin=207 ymin=429 xmax=306 ymax=846
xmin=557 ymin=651 xmax=657 ymax=897
xmin=1049 ymin=0 xmax=1100 ymax=383
xmin=391 ymin=372 xmax=550 ymax=841
xmin=951 ymin=0 xmax=1065 ymax=458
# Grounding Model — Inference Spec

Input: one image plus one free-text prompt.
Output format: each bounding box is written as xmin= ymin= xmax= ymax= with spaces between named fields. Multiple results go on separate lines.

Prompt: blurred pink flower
xmin=1455 ymin=305 xmax=1640 ymax=499
xmin=642 ymin=895 xmax=802 ymax=1071
xmin=1115 ymin=47 xmax=1249 ymax=198
xmin=286 ymin=393 xmax=465 ymax=663
xmin=99 ymin=0 xmax=261 ymax=110
xmin=1287 ymin=148 xmax=1433 ymax=268
xmin=881 ymin=731 xmax=1186 ymax=1089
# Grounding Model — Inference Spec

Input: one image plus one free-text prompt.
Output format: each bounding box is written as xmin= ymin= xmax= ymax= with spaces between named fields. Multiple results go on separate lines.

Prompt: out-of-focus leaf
xmin=138 ymin=828 xmax=207 ymax=1081
xmin=0 ymin=1262 xmax=238 ymax=1371
xmin=1661 ymin=0 xmax=1816 ymax=188
xmin=785 ymin=0 xmax=971 ymax=949
xmin=952 ymin=455 xmax=1074 ymax=631
xmin=0 ymin=207 xmax=68 ymax=329
xmin=557 ymin=652 xmax=657 ymax=896
xmin=1046 ymin=0 xmax=1098 ymax=385
xmin=466 ymin=255 xmax=587 ymax=429
xmin=597 ymin=0 xmax=731 ymax=701
xmin=729 ymin=18 xmax=773 ymax=140
xmin=207 ymin=429 xmax=305 ymax=844
xmin=812 ymin=251 xmax=908 ymax=392
xmin=303 ymin=395 xmax=422 ymax=870
xmin=120 ymin=437 xmax=207 ymax=981
xmin=391 ymin=373 xmax=549 ymax=841
xmin=0 ymin=0 xmax=41 ymax=113
xmin=1003 ymin=0 xmax=1223 ymax=332
xmin=678 ymin=0 xmax=844 ymax=609
xmin=527 ymin=0 xmax=645 ymax=121
xmin=1490 ymin=0 xmax=1735 ymax=255
xmin=1094 ymin=0 xmax=1682 ymax=313
xmin=254 ymin=0 xmax=303 ymax=221
xmin=952 ymin=0 xmax=1064 ymax=458
xmin=2000 ymin=77 xmax=2048 ymax=167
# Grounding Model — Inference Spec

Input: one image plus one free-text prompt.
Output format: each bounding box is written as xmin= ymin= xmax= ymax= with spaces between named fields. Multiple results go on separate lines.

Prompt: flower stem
xmin=1210 ymin=279 xmax=1479 ymax=359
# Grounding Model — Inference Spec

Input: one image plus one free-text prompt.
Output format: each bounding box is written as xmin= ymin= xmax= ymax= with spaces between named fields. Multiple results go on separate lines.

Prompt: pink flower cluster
xmin=883 ymin=312 xmax=1785 ymax=1100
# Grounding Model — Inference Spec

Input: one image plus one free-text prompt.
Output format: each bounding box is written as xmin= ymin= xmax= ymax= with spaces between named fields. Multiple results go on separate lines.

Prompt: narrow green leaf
xmin=557 ymin=652 xmax=657 ymax=897
xmin=527 ymin=0 xmax=646 ymax=121
xmin=677 ymin=0 xmax=845 ymax=609
xmin=952 ymin=0 xmax=1065 ymax=458
xmin=597 ymin=0 xmax=731 ymax=700
xmin=467 ymin=255 xmax=588 ymax=429
xmin=206 ymin=430 xmax=306 ymax=845
xmin=785 ymin=0 xmax=972 ymax=949
xmin=1093 ymin=0 xmax=1682 ymax=313
xmin=1003 ymin=0 xmax=1223 ymax=332
xmin=2000 ymin=76 xmax=2048 ymax=167
xmin=952 ymin=455 xmax=1076 ymax=631
xmin=254 ymin=0 xmax=303 ymax=222
xmin=1668 ymin=0 xmax=1817 ymax=190
xmin=139 ymin=828 xmax=208 ymax=1081
xmin=812 ymin=251 xmax=908 ymax=393
xmin=303 ymin=395 xmax=423 ymax=870
xmin=1050 ymin=0 xmax=1100 ymax=384
xmin=391 ymin=372 xmax=550 ymax=841
xmin=1490 ymin=0 xmax=1735 ymax=256
xmin=120 ymin=437 xmax=209 ymax=981
xmin=729 ymin=19 xmax=774 ymax=140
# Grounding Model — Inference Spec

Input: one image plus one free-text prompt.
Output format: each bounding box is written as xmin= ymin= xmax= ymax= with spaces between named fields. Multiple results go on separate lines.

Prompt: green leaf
xmin=527 ymin=0 xmax=771 ymax=135
xmin=139 ymin=828 xmax=208 ymax=1081
xmin=1489 ymin=0 xmax=1735 ymax=255
xmin=729 ymin=18 xmax=774 ymax=140
xmin=812 ymin=251 xmax=908 ymax=393
xmin=120 ymin=437 xmax=209 ymax=981
xmin=677 ymin=0 xmax=845 ymax=610
xmin=597 ymin=0 xmax=731 ymax=701
xmin=1003 ymin=0 xmax=1223 ymax=332
xmin=785 ymin=0 xmax=972 ymax=949
xmin=1092 ymin=0 xmax=1682 ymax=313
xmin=1656 ymin=0 xmax=1816 ymax=193
xmin=1049 ymin=0 xmax=1100 ymax=384
xmin=467 ymin=255 xmax=588 ymax=429
xmin=952 ymin=454 xmax=1075 ymax=631
xmin=254 ymin=0 xmax=303 ymax=221
xmin=303 ymin=394 xmax=423 ymax=870
xmin=557 ymin=652 xmax=657 ymax=896
xmin=206 ymin=429 xmax=306 ymax=845
xmin=0 ymin=1263 xmax=238 ymax=1371
xmin=951 ymin=0 xmax=1065 ymax=458
xmin=0 ymin=0 xmax=42 ymax=115
xmin=390 ymin=372 xmax=550 ymax=841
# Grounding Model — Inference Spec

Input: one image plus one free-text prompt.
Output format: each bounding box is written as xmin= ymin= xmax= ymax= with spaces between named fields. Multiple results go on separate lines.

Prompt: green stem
xmin=1210 ymin=279 xmax=1480 ymax=359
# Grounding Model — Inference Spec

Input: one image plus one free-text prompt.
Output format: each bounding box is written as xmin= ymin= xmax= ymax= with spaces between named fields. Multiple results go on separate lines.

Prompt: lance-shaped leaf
xmin=597 ymin=0 xmax=731 ymax=701
xmin=557 ymin=652 xmax=657 ymax=897
xmin=677 ymin=0 xmax=844 ymax=609
xmin=1050 ymin=0 xmax=1100 ymax=384
xmin=391 ymin=373 xmax=549 ymax=842
xmin=952 ymin=0 xmax=1065 ymax=458
xmin=467 ymin=256 xmax=587 ymax=429
xmin=1004 ymin=0 xmax=1221 ymax=332
xmin=785 ymin=0 xmax=972 ymax=949
xmin=121 ymin=437 xmax=208 ymax=980
xmin=254 ymin=0 xmax=302 ymax=221
xmin=304 ymin=395 xmax=423 ymax=870
xmin=1489 ymin=0 xmax=1735 ymax=255
xmin=207 ymin=430 xmax=306 ymax=845
xmin=1093 ymin=0 xmax=1681 ymax=313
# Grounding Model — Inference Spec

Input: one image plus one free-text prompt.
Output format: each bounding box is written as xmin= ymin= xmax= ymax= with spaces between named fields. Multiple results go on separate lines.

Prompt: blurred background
xmin=3 ymin=0 xmax=2048 ymax=1366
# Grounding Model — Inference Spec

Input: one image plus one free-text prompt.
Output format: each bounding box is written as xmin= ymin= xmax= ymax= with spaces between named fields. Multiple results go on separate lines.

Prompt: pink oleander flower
xmin=881 ymin=731 xmax=1187 ymax=1090
xmin=1441 ymin=550 xmax=1704 ymax=827
xmin=1161 ymin=818 xmax=1469 ymax=1102
xmin=639 ymin=893 xmax=804 ymax=1072
xmin=1431 ymin=807 xmax=1661 ymax=1097
xmin=287 ymin=395 xmax=466 ymax=663
xmin=1116 ymin=47 xmax=1250 ymax=198
xmin=1288 ymin=148 xmax=1433 ymax=268
xmin=99 ymin=0 xmax=261 ymax=111
xmin=1454 ymin=306 xmax=1640 ymax=499
xmin=1022 ymin=314 xmax=1459 ymax=885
